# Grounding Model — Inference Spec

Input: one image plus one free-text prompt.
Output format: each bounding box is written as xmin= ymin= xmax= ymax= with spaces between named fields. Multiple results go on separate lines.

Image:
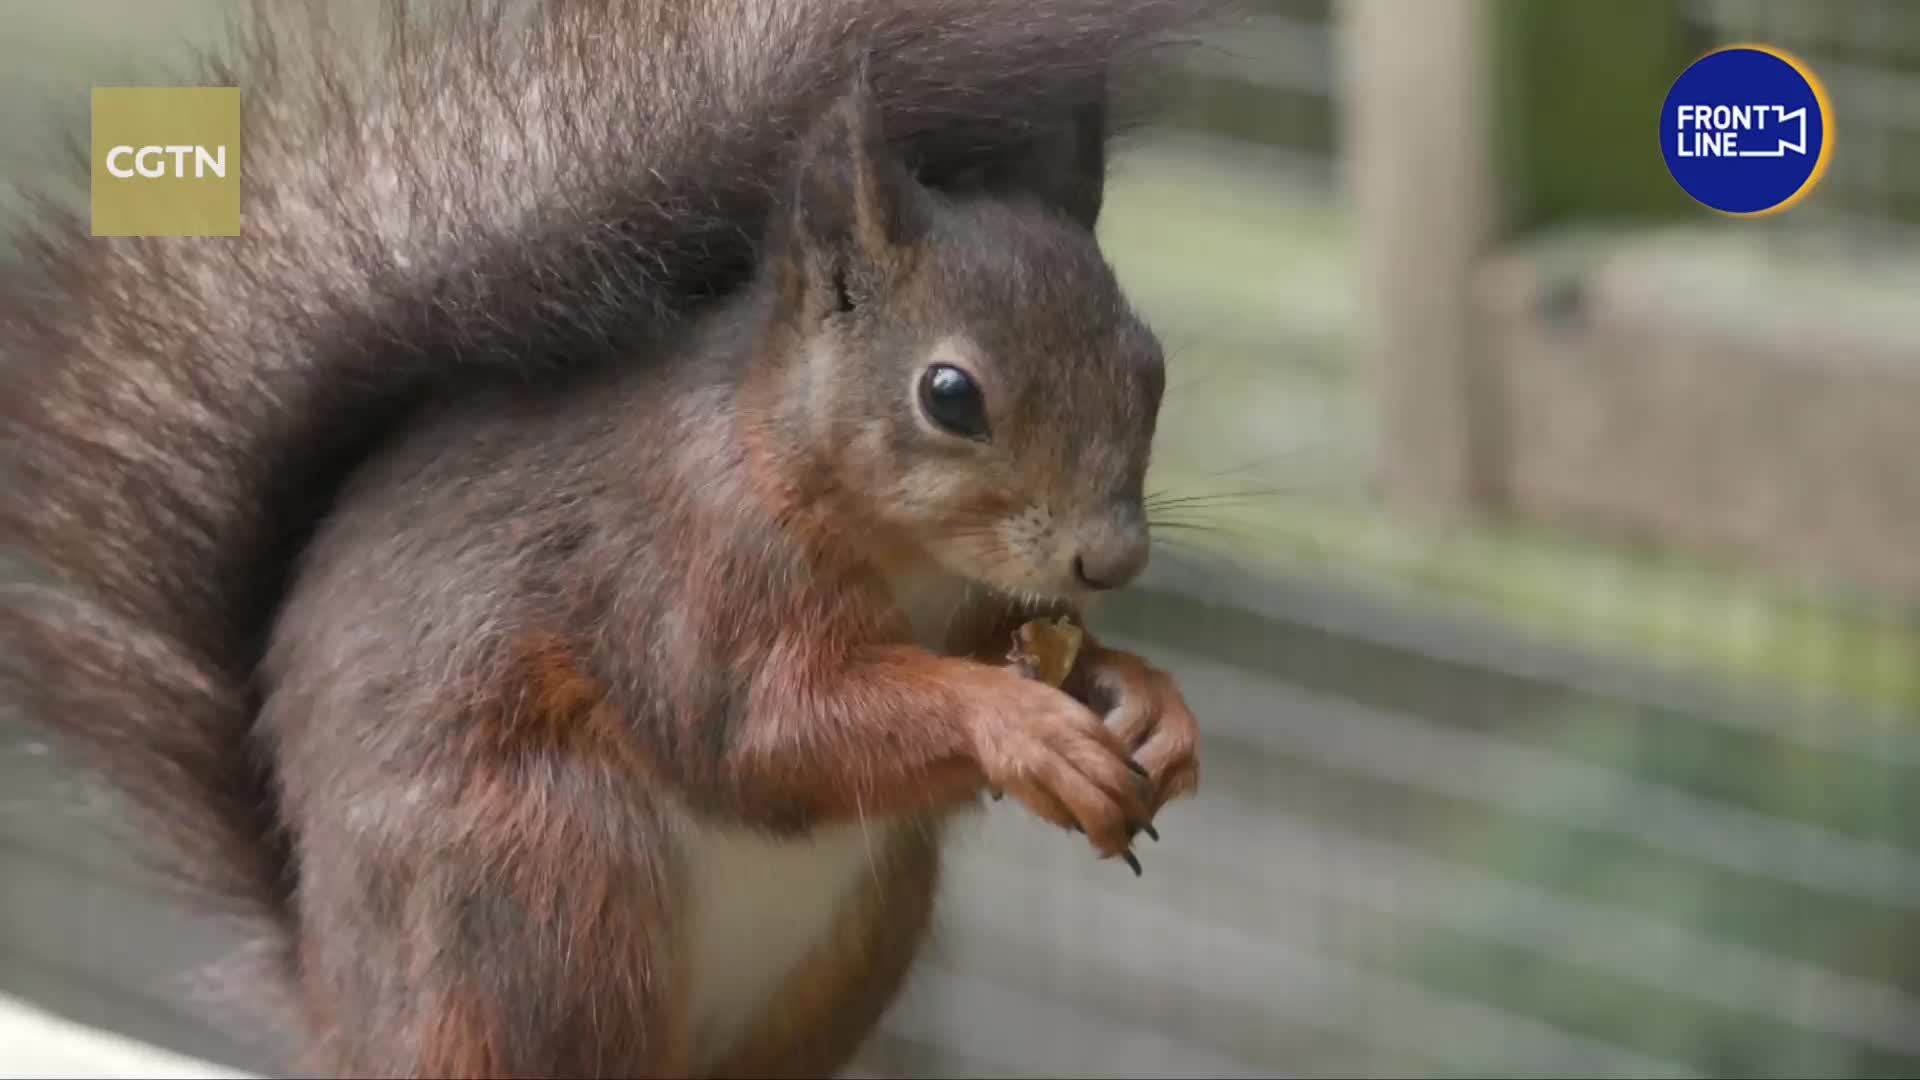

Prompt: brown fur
xmin=278 ymin=630 xmax=688 ymax=1075
xmin=247 ymin=104 xmax=1207 ymax=1062
xmin=0 ymin=0 xmax=1223 ymax=1073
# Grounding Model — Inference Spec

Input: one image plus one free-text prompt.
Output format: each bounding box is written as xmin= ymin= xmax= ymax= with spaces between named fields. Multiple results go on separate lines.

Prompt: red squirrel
xmin=0 ymin=1 xmax=1218 ymax=1075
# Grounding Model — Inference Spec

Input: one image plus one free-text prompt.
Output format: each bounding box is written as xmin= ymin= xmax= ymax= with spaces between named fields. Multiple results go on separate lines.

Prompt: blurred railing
xmin=1678 ymin=0 xmax=1920 ymax=253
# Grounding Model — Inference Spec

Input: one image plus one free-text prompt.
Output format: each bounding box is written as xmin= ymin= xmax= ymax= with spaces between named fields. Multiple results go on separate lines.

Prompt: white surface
xmin=0 ymin=991 xmax=254 ymax=1079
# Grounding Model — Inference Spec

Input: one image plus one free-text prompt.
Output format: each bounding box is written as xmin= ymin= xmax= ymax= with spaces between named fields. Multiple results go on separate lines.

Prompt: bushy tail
xmin=0 ymin=586 xmax=287 ymax=918
xmin=0 ymin=0 xmax=1221 ymax=969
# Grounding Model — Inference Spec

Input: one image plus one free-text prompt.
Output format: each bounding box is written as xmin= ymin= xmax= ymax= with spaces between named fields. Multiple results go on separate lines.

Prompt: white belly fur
xmin=679 ymin=568 xmax=976 ymax=1069
xmin=681 ymin=812 xmax=899 ymax=1069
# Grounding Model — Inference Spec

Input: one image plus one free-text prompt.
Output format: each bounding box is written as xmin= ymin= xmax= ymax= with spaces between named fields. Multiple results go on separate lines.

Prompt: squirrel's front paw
xmin=1070 ymin=645 xmax=1200 ymax=817
xmin=968 ymin=675 xmax=1154 ymax=873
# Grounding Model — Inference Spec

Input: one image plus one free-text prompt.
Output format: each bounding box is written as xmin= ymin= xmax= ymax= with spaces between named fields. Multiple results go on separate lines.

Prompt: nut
xmin=1008 ymin=615 xmax=1084 ymax=689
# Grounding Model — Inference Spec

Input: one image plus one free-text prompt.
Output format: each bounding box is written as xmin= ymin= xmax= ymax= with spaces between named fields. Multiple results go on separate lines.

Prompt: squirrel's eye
xmin=919 ymin=363 xmax=990 ymax=441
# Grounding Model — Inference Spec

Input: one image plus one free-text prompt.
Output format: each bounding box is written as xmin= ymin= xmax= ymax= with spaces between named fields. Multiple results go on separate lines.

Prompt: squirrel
xmin=0 ymin=1 xmax=1217 ymax=1076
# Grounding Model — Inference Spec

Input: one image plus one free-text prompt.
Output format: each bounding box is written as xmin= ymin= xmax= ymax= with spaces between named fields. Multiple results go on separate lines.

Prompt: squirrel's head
xmin=757 ymin=77 xmax=1164 ymax=606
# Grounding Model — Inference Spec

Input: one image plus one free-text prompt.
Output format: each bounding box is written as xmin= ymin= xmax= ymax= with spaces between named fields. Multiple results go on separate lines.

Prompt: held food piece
xmin=1000 ymin=615 xmax=1149 ymax=876
xmin=1008 ymin=615 xmax=1085 ymax=688
xmin=991 ymin=616 xmax=1085 ymax=805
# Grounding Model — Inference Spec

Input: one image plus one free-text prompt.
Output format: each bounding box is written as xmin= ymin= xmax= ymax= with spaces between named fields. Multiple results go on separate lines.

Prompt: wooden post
xmin=1340 ymin=0 xmax=1500 ymax=516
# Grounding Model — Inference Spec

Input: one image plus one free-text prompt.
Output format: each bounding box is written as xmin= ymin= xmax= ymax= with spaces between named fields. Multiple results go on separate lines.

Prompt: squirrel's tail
xmin=0 ymin=586 xmax=289 ymax=929
xmin=0 ymin=0 xmax=1220 ymax=977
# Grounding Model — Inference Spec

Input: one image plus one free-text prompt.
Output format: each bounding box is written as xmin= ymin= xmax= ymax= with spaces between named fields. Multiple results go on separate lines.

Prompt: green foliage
xmin=1491 ymin=0 xmax=1708 ymax=233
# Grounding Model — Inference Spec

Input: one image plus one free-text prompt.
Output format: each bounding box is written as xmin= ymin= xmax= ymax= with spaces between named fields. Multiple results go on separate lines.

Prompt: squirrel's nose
xmin=1072 ymin=515 xmax=1150 ymax=591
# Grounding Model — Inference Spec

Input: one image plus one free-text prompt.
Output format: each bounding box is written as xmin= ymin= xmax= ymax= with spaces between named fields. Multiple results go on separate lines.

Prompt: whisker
xmin=1145 ymin=478 xmax=1314 ymax=501
xmin=1145 ymin=487 xmax=1302 ymax=510
xmin=1153 ymin=544 xmax=1270 ymax=587
xmin=1187 ymin=447 xmax=1326 ymax=483
xmin=1148 ymin=521 xmax=1234 ymax=535
xmin=1149 ymin=518 xmax=1285 ymax=546
xmin=1144 ymin=515 xmax=1236 ymax=526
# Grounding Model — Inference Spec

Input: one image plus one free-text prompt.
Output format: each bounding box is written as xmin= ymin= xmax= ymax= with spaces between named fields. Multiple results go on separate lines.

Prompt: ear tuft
xmin=782 ymin=65 xmax=928 ymax=316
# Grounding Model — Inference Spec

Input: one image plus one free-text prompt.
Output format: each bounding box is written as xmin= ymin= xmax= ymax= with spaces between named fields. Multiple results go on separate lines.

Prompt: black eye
xmin=918 ymin=363 xmax=990 ymax=441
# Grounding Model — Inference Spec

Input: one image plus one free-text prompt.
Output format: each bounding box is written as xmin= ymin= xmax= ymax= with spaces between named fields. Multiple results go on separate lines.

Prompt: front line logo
xmin=1674 ymin=104 xmax=1807 ymax=158
xmin=1660 ymin=44 xmax=1832 ymax=217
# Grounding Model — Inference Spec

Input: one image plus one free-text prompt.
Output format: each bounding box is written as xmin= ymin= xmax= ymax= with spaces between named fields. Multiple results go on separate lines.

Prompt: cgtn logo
xmin=104 ymin=144 xmax=229 ymax=180
xmin=91 ymin=87 xmax=241 ymax=237
xmin=1661 ymin=45 xmax=1832 ymax=217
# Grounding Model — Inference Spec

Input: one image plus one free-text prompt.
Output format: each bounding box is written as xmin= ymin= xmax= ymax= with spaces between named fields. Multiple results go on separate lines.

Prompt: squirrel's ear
xmin=950 ymin=97 xmax=1109 ymax=232
xmin=781 ymin=71 xmax=928 ymax=314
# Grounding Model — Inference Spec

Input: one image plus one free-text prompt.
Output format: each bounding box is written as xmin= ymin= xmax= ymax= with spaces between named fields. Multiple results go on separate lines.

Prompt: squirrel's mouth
xmin=988 ymin=586 xmax=1089 ymax=627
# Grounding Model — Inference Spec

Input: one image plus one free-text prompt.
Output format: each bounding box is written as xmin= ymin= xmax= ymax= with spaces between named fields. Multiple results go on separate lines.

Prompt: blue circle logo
xmin=1660 ymin=44 xmax=1832 ymax=216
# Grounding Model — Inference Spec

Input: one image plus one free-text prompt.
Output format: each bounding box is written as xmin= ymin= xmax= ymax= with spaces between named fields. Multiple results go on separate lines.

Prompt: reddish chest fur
xmin=504 ymin=569 xmax=994 ymax=1075
xmin=676 ymin=566 xmax=993 ymax=1068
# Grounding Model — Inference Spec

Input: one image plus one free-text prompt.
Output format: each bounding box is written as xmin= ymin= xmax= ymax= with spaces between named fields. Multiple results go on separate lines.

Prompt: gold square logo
xmin=91 ymin=87 xmax=241 ymax=237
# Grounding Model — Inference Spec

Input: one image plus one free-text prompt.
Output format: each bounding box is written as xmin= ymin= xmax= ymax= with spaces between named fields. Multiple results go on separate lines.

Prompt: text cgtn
xmin=105 ymin=145 xmax=227 ymax=180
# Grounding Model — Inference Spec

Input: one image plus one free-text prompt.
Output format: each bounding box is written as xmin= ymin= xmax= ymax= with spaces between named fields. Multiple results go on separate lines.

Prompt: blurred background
xmin=3 ymin=1 xmax=1919 ymax=1077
